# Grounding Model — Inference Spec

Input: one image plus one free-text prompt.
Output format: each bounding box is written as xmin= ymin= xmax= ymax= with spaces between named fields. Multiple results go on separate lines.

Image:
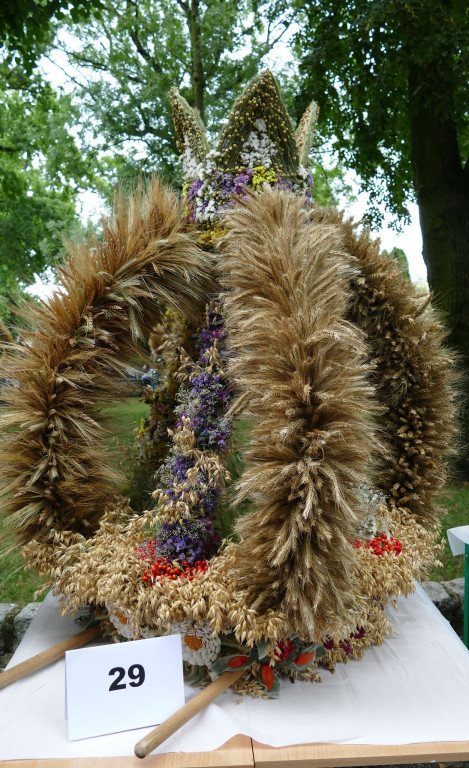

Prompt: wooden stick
xmin=134 ymin=667 xmax=245 ymax=758
xmin=0 ymin=623 xmax=102 ymax=690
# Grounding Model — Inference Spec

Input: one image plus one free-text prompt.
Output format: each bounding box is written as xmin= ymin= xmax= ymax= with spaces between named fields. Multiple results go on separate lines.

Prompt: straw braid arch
xmin=295 ymin=206 xmax=457 ymax=525
xmin=0 ymin=67 xmax=458 ymax=693
xmin=0 ymin=317 xmax=14 ymax=348
xmin=0 ymin=179 xmax=215 ymax=543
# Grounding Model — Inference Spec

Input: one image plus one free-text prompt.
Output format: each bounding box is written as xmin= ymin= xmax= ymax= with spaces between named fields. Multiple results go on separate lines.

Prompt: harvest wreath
xmin=0 ymin=71 xmax=457 ymax=700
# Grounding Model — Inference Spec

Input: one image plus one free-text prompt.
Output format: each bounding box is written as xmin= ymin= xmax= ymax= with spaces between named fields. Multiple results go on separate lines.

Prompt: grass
xmin=101 ymin=395 xmax=150 ymax=453
xmin=428 ymin=482 xmax=469 ymax=581
xmin=1 ymin=395 xmax=469 ymax=603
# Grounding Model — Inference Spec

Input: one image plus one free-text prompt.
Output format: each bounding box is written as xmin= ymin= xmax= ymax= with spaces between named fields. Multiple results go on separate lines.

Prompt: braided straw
xmin=0 ymin=178 xmax=215 ymax=543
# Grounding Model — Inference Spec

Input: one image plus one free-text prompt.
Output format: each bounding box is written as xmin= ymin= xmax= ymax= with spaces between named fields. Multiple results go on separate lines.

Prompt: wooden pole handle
xmin=134 ymin=667 xmax=245 ymax=759
xmin=0 ymin=622 xmax=102 ymax=690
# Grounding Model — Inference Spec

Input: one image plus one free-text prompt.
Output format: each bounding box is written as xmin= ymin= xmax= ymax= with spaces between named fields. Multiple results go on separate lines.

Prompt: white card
xmin=447 ymin=525 xmax=469 ymax=556
xmin=65 ymin=634 xmax=184 ymax=740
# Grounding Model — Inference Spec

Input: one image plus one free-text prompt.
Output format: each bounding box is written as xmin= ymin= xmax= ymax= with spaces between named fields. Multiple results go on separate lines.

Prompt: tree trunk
xmin=186 ymin=0 xmax=206 ymax=123
xmin=408 ymin=63 xmax=469 ymax=477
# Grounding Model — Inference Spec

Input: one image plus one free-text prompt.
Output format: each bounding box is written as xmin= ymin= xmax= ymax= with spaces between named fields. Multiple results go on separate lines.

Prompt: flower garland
xmin=182 ymin=115 xmax=314 ymax=226
xmin=137 ymin=303 xmax=233 ymax=571
xmin=183 ymin=158 xmax=313 ymax=224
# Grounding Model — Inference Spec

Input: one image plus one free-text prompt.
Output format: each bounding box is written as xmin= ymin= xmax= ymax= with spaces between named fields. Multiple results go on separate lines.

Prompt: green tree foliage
xmin=295 ymin=0 xmax=469 ymax=223
xmin=0 ymin=0 xmax=100 ymax=71
xmin=50 ymin=0 xmax=353 ymax=204
xmin=51 ymin=0 xmax=298 ymax=182
xmin=0 ymin=62 xmax=96 ymax=318
xmin=295 ymin=0 xmax=469 ymax=474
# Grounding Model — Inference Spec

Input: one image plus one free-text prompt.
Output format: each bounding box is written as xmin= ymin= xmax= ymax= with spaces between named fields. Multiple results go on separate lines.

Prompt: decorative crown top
xmin=171 ymin=70 xmax=319 ymax=223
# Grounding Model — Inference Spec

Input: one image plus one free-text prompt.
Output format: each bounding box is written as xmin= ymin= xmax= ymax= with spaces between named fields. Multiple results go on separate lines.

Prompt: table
xmin=2 ymin=737 xmax=469 ymax=768
xmin=1 ymin=587 xmax=469 ymax=766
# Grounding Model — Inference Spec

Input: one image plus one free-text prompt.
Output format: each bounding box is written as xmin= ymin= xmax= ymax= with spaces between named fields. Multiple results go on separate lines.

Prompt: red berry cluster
xmin=137 ymin=539 xmax=157 ymax=560
xmin=352 ymin=533 xmax=402 ymax=556
xmin=142 ymin=557 xmax=208 ymax=585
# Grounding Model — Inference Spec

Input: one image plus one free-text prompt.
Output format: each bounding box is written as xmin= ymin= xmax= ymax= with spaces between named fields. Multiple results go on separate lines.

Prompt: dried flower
xmin=170 ymin=620 xmax=221 ymax=667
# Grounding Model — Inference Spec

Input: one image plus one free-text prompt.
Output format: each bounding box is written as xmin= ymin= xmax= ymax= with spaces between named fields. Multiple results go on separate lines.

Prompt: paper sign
xmin=65 ymin=634 xmax=184 ymax=741
xmin=447 ymin=525 xmax=469 ymax=557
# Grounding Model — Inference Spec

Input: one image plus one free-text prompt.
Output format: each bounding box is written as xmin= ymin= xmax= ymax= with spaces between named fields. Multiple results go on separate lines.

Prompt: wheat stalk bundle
xmin=220 ymin=188 xmax=381 ymax=634
xmin=0 ymin=179 xmax=215 ymax=543
xmin=340 ymin=215 xmax=457 ymax=525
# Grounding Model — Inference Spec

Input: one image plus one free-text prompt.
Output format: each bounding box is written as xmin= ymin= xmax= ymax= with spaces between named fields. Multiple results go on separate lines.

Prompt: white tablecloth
xmin=1 ymin=585 xmax=469 ymax=759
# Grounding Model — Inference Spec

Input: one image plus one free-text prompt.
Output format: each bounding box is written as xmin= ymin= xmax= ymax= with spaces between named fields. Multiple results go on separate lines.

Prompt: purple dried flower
xmin=187 ymin=179 xmax=203 ymax=201
xmin=152 ymin=303 xmax=233 ymax=563
xmin=276 ymin=176 xmax=293 ymax=192
xmin=156 ymin=517 xmax=220 ymax=563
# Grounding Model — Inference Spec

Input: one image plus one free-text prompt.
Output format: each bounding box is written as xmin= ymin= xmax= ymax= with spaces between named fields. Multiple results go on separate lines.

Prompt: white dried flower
xmin=240 ymin=118 xmax=279 ymax=169
xmin=182 ymin=136 xmax=200 ymax=180
xmin=297 ymin=163 xmax=310 ymax=180
xmin=108 ymin=604 xmax=158 ymax=641
xmin=107 ymin=605 xmax=135 ymax=639
xmin=141 ymin=626 xmax=158 ymax=639
xmin=357 ymin=512 xmax=379 ymax=538
xmin=356 ymin=485 xmax=390 ymax=538
xmin=170 ymin=620 xmax=221 ymax=668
